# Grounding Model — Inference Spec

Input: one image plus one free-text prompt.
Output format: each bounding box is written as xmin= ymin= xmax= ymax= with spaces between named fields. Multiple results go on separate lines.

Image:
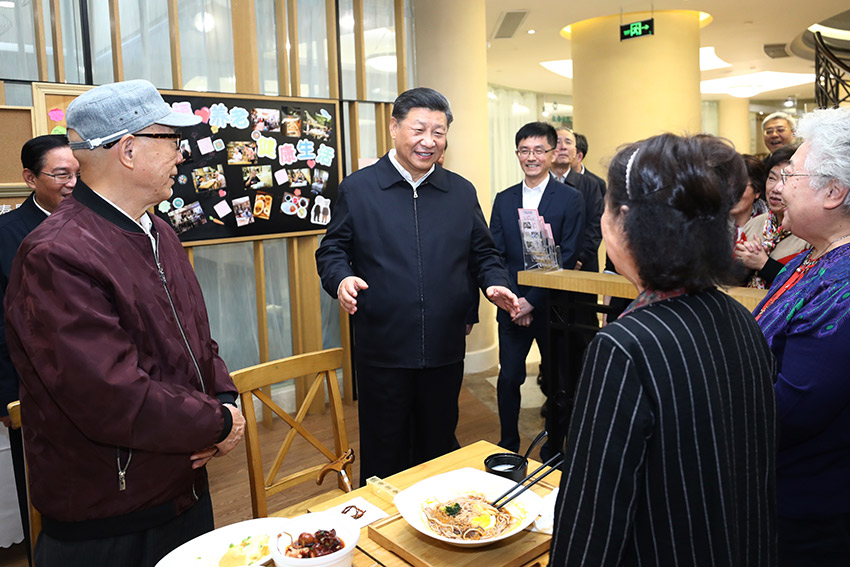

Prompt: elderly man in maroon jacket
xmin=4 ymin=80 xmax=245 ymax=567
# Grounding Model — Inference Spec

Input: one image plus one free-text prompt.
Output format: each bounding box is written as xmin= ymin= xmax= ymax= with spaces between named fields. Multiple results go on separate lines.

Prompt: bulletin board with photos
xmin=31 ymin=83 xmax=341 ymax=243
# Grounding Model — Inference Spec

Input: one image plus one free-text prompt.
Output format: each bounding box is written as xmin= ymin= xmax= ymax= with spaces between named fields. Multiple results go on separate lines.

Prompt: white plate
xmin=393 ymin=467 xmax=544 ymax=548
xmin=156 ymin=517 xmax=290 ymax=567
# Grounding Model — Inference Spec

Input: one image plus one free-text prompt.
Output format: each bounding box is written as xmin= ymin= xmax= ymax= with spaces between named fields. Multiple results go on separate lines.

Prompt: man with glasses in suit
xmin=0 ymin=134 xmax=79 ymax=566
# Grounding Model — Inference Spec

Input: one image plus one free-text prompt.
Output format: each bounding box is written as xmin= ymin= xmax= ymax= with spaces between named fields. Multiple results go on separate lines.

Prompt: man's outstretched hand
xmin=486 ymin=285 xmax=520 ymax=319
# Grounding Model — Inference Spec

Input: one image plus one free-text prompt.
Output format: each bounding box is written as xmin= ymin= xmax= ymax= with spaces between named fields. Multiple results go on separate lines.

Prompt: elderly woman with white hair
xmin=754 ymin=106 xmax=850 ymax=565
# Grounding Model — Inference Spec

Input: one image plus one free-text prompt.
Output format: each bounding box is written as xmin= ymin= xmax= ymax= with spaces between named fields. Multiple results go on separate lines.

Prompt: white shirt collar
xmin=89 ymin=188 xmax=157 ymax=252
xmin=523 ymin=175 xmax=550 ymax=193
xmin=32 ymin=196 xmax=51 ymax=217
xmin=388 ymin=149 xmax=435 ymax=190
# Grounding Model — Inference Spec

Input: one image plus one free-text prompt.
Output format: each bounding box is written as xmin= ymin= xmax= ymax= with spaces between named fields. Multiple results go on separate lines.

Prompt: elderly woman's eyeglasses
xmin=516 ymin=148 xmax=555 ymax=158
xmin=779 ymin=167 xmax=824 ymax=185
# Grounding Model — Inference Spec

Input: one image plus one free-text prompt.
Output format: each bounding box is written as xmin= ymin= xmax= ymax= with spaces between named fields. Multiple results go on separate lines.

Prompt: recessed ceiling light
xmin=539 ymin=59 xmax=573 ymax=79
xmin=700 ymin=71 xmax=815 ymax=98
xmin=527 ymin=29 xmax=536 ymax=35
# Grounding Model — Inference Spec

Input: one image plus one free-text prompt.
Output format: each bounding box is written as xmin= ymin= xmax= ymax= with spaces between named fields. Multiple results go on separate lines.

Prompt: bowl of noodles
xmin=393 ymin=467 xmax=544 ymax=548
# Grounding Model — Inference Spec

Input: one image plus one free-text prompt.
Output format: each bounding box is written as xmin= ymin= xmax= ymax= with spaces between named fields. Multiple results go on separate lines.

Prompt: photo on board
xmin=232 ymin=196 xmax=255 ymax=227
xmin=167 ymin=201 xmax=207 ymax=235
xmin=253 ymin=192 xmax=273 ymax=220
xmin=281 ymin=107 xmax=303 ymax=138
xmin=250 ymin=108 xmax=281 ymax=133
xmin=242 ymin=165 xmax=273 ymax=190
xmin=191 ymin=164 xmax=227 ymax=192
xmin=226 ymin=141 xmax=258 ymax=165
xmin=302 ymin=109 xmax=332 ymax=141
xmin=311 ymin=168 xmax=329 ymax=195
xmin=286 ymin=168 xmax=311 ymax=188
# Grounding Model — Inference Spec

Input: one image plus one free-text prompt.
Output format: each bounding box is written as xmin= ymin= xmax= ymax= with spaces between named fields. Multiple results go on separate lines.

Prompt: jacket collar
xmin=72 ymin=181 xmax=146 ymax=234
xmin=375 ymin=153 xmax=449 ymax=192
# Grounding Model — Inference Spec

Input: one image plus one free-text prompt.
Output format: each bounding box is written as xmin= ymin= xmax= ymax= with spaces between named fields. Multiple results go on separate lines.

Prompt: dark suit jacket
xmin=490 ymin=178 xmax=585 ymax=326
xmin=0 ymin=193 xmax=46 ymax=416
xmin=564 ymin=169 xmax=603 ymax=272
xmin=584 ymin=167 xmax=607 ymax=196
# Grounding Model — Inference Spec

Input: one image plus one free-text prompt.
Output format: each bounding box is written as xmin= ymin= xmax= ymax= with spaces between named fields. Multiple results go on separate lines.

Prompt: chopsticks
xmin=491 ymin=453 xmax=564 ymax=510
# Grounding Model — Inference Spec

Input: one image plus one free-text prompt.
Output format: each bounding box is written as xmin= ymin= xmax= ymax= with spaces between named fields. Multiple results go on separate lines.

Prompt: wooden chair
xmin=7 ymin=400 xmax=40 ymax=560
xmin=230 ymin=348 xmax=354 ymax=518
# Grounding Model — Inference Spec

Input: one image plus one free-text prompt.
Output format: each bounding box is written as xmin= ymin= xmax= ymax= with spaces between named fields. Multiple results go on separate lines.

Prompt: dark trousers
xmin=33 ymin=490 xmax=213 ymax=567
xmin=8 ymin=425 xmax=31 ymax=565
xmin=355 ymin=361 xmax=464 ymax=486
xmin=496 ymin=316 xmax=549 ymax=453
xmin=778 ymin=512 xmax=850 ymax=567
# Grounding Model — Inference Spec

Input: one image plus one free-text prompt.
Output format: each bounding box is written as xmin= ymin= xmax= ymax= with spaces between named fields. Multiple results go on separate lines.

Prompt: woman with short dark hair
xmin=549 ymin=133 xmax=777 ymax=566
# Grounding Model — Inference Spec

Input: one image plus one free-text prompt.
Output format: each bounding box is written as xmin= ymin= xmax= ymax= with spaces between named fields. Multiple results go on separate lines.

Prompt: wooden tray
xmin=367 ymin=514 xmax=550 ymax=567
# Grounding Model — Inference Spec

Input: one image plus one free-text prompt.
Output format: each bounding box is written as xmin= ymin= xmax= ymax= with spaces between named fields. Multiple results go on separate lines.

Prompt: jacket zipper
xmin=154 ymin=231 xmax=204 ymax=500
xmin=153 ymin=232 xmax=206 ymax=394
xmin=412 ymin=187 xmax=425 ymax=365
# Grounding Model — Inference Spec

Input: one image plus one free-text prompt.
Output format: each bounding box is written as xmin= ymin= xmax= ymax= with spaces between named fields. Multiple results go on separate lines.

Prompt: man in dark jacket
xmin=4 ymin=80 xmax=245 ymax=567
xmin=0 ymin=134 xmax=79 ymax=565
xmin=316 ymin=87 xmax=518 ymax=483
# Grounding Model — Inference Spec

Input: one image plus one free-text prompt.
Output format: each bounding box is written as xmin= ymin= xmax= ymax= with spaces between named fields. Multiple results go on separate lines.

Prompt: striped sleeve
xmin=549 ymin=331 xmax=654 ymax=566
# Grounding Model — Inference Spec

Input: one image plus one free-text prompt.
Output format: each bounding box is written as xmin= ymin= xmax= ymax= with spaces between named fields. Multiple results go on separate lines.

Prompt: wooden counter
xmin=518 ymin=269 xmax=768 ymax=312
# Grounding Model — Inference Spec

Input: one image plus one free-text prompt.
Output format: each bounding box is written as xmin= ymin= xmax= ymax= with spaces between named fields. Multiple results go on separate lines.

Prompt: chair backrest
xmin=230 ymin=348 xmax=352 ymax=518
xmin=6 ymin=400 xmax=41 ymax=559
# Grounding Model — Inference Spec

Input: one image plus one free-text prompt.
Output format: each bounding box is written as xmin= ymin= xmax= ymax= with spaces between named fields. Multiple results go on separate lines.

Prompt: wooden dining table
xmin=276 ymin=440 xmax=560 ymax=567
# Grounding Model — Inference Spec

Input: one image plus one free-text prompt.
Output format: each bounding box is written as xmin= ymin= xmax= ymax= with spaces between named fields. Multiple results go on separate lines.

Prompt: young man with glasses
xmin=0 ymin=134 xmax=79 ymax=565
xmin=4 ymin=80 xmax=245 ymax=567
xmin=489 ymin=121 xmax=585 ymax=453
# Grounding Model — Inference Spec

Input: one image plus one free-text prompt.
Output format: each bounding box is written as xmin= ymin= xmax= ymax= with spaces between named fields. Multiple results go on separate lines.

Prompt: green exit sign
xmin=620 ymin=18 xmax=654 ymax=41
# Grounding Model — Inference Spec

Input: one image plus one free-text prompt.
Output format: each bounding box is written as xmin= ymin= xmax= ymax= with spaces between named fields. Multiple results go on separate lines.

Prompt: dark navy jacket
xmin=490 ymin=177 xmax=585 ymax=326
xmin=316 ymin=154 xmax=510 ymax=368
xmin=0 ymin=193 xmax=46 ymax=417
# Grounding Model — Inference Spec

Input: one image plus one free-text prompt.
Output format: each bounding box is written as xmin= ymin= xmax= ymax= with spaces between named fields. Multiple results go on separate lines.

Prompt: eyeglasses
xmin=39 ymin=171 xmax=80 ymax=183
xmin=516 ymin=148 xmax=555 ymax=158
xmin=103 ymin=132 xmax=182 ymax=150
xmin=779 ymin=167 xmax=825 ymax=185
xmin=763 ymin=127 xmax=788 ymax=136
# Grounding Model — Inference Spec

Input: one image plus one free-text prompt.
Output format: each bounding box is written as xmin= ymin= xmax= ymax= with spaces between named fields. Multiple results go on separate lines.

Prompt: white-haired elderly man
xmin=4 ymin=79 xmax=245 ymax=567
xmin=762 ymin=111 xmax=796 ymax=153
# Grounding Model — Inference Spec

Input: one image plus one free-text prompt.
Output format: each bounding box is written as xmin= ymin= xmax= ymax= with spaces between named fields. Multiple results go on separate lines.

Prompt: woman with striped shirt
xmin=550 ymin=134 xmax=777 ymax=566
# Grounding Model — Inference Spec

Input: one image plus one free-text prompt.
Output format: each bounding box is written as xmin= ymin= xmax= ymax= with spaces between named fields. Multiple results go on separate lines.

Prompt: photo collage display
xmin=156 ymin=94 xmax=339 ymax=242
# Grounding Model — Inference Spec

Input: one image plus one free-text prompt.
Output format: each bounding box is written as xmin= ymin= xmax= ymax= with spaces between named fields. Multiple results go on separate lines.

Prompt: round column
xmin=718 ymin=98 xmax=752 ymax=154
xmin=571 ymin=11 xmax=703 ymax=179
xmin=413 ymin=0 xmax=496 ymax=372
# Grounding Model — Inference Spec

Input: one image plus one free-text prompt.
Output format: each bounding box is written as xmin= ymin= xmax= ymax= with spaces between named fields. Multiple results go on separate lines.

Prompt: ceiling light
xmin=194 ymin=11 xmax=215 ymax=33
xmin=699 ymin=47 xmax=731 ymax=71
xmin=540 ymin=59 xmax=573 ymax=79
xmin=527 ymin=29 xmax=536 ymax=35
xmin=808 ymin=23 xmax=850 ymax=42
xmin=783 ymin=96 xmax=796 ymax=108
xmin=700 ymin=71 xmax=815 ymax=98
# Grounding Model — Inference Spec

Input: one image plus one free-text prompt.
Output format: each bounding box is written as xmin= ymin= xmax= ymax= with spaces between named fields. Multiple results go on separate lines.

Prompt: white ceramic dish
xmin=271 ymin=510 xmax=360 ymax=567
xmin=156 ymin=517 xmax=288 ymax=567
xmin=393 ymin=467 xmax=544 ymax=548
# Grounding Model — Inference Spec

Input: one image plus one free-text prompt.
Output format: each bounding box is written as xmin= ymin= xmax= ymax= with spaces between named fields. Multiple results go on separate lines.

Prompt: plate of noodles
xmin=393 ymin=467 xmax=544 ymax=548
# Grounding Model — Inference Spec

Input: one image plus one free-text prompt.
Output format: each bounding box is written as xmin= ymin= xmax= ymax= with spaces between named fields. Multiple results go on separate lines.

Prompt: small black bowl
xmin=484 ymin=452 xmax=527 ymax=482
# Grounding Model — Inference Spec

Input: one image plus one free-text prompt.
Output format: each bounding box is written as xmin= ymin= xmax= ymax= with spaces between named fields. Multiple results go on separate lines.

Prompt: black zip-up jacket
xmin=316 ymin=154 xmax=510 ymax=368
